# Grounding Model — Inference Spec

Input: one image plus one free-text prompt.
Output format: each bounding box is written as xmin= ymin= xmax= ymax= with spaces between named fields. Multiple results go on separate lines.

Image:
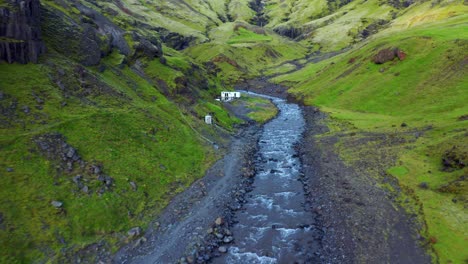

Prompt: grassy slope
xmin=0 ymin=2 xmax=249 ymax=262
xmin=273 ymin=2 xmax=468 ymax=262
xmin=0 ymin=48 xmax=232 ymax=262
xmin=185 ymin=22 xmax=307 ymax=84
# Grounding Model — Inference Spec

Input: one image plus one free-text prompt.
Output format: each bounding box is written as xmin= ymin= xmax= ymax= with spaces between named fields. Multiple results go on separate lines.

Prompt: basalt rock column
xmin=0 ymin=0 xmax=46 ymax=64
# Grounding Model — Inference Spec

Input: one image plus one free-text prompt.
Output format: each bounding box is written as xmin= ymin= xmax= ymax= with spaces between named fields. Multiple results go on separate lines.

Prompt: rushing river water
xmin=215 ymin=92 xmax=319 ymax=264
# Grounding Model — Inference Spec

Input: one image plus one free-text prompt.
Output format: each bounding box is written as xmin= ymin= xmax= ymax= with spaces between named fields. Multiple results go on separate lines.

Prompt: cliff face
xmin=0 ymin=0 xmax=45 ymax=63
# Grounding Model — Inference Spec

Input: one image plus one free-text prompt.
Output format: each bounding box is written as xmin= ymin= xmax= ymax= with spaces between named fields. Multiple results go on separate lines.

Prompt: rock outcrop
xmin=372 ymin=47 xmax=407 ymax=64
xmin=0 ymin=0 xmax=46 ymax=63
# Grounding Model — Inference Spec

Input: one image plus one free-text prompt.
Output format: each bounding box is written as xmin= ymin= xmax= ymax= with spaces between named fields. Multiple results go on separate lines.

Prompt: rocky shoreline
xmin=298 ymin=106 xmax=431 ymax=263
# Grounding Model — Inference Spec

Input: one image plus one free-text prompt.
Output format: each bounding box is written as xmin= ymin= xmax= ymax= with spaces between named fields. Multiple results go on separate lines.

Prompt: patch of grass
xmin=227 ymin=28 xmax=273 ymax=44
xmin=263 ymin=63 xmax=298 ymax=76
xmin=242 ymin=96 xmax=278 ymax=123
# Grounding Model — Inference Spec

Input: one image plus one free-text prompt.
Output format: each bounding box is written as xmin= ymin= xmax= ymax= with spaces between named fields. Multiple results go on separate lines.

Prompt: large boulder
xmin=372 ymin=47 xmax=407 ymax=64
xmin=0 ymin=0 xmax=46 ymax=63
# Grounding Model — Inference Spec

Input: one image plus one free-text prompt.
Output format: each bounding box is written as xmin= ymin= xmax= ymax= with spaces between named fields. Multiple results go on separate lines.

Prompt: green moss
xmin=227 ymin=28 xmax=273 ymax=44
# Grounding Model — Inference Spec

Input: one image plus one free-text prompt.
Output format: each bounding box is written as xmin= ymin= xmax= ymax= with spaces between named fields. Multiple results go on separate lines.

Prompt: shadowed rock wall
xmin=0 ymin=0 xmax=45 ymax=63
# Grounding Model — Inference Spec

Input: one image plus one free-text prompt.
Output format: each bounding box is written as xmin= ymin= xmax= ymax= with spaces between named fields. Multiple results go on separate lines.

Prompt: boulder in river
xmin=218 ymin=246 xmax=227 ymax=253
xmin=215 ymin=217 xmax=224 ymax=226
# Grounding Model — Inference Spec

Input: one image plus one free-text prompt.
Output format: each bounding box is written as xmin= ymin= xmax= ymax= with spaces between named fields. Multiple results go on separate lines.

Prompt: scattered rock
xmin=90 ymin=165 xmax=101 ymax=175
xmin=458 ymin=114 xmax=468 ymax=121
xmin=215 ymin=217 xmax=224 ymax=226
xmin=81 ymin=185 xmax=89 ymax=193
xmin=73 ymin=175 xmax=83 ymax=184
xmin=218 ymin=246 xmax=227 ymax=253
xmin=133 ymin=237 xmax=147 ymax=248
xmin=127 ymin=227 xmax=142 ymax=239
xmin=223 ymin=236 xmax=233 ymax=243
xmin=441 ymin=146 xmax=466 ymax=171
xmin=6 ymin=167 xmax=14 ymax=172
xmin=51 ymin=200 xmax=63 ymax=208
xmin=22 ymin=106 xmax=30 ymax=114
xmin=129 ymin=181 xmax=137 ymax=191
xmin=418 ymin=182 xmax=429 ymax=189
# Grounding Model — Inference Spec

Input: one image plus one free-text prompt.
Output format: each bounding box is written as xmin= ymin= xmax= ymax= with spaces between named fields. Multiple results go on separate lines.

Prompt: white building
xmin=205 ymin=114 xmax=212 ymax=125
xmin=220 ymin=91 xmax=241 ymax=101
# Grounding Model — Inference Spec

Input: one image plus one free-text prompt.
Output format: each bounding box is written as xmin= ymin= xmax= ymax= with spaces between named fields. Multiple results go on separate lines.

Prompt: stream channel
xmin=214 ymin=92 xmax=320 ymax=263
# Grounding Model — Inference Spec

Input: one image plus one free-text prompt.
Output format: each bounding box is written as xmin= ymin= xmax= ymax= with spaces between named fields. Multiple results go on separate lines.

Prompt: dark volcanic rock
xmin=273 ymin=25 xmax=303 ymax=39
xmin=153 ymin=27 xmax=195 ymax=50
xmin=0 ymin=0 xmax=46 ymax=64
xmin=441 ymin=146 xmax=466 ymax=171
xmin=372 ymin=47 xmax=407 ymax=64
xmin=131 ymin=35 xmax=163 ymax=61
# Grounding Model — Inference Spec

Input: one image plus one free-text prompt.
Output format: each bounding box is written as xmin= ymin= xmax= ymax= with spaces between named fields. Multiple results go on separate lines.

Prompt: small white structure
xmin=221 ymin=91 xmax=241 ymax=101
xmin=205 ymin=114 xmax=213 ymax=125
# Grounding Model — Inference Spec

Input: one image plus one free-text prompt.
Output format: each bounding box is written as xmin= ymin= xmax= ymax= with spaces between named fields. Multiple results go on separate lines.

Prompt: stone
xmin=134 ymin=38 xmax=162 ymax=59
xmin=103 ymin=176 xmax=114 ymax=187
xmin=372 ymin=48 xmax=406 ymax=64
xmin=6 ymin=167 xmax=13 ymax=172
xmin=186 ymin=256 xmax=194 ymax=263
xmin=22 ymin=106 xmax=30 ymax=114
xmin=130 ymin=181 xmax=137 ymax=191
xmin=215 ymin=233 xmax=224 ymax=239
xmin=401 ymin=122 xmax=408 ymax=127
xmin=73 ymin=175 xmax=82 ymax=183
xmin=81 ymin=185 xmax=89 ymax=193
xmin=207 ymin=228 xmax=213 ymax=234
xmin=218 ymin=246 xmax=227 ymax=253
xmin=133 ymin=237 xmax=147 ymax=248
xmin=91 ymin=165 xmax=101 ymax=175
xmin=418 ymin=182 xmax=429 ymax=189
xmin=223 ymin=236 xmax=233 ymax=243
xmin=215 ymin=217 xmax=223 ymax=226
xmin=127 ymin=227 xmax=142 ymax=238
xmin=51 ymin=200 xmax=63 ymax=208
xmin=66 ymin=147 xmax=76 ymax=158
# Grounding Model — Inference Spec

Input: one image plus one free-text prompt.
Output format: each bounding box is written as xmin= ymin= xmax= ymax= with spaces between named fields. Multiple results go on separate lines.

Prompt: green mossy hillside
xmin=0 ymin=47 xmax=238 ymax=262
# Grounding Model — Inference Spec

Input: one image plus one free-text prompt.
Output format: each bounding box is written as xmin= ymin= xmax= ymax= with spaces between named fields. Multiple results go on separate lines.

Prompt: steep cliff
xmin=0 ymin=0 xmax=45 ymax=63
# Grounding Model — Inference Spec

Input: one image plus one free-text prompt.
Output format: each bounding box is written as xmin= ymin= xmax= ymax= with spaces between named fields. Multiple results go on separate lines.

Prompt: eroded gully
xmin=214 ymin=92 xmax=320 ymax=263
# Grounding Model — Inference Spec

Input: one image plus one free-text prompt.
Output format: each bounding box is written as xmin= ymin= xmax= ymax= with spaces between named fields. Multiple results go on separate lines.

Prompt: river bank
xmin=299 ymin=106 xmax=431 ymax=263
xmin=236 ymin=79 xmax=431 ymax=263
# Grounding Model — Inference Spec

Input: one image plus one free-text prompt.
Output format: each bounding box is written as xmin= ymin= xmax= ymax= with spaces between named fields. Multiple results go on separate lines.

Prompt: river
xmin=214 ymin=92 xmax=320 ymax=263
